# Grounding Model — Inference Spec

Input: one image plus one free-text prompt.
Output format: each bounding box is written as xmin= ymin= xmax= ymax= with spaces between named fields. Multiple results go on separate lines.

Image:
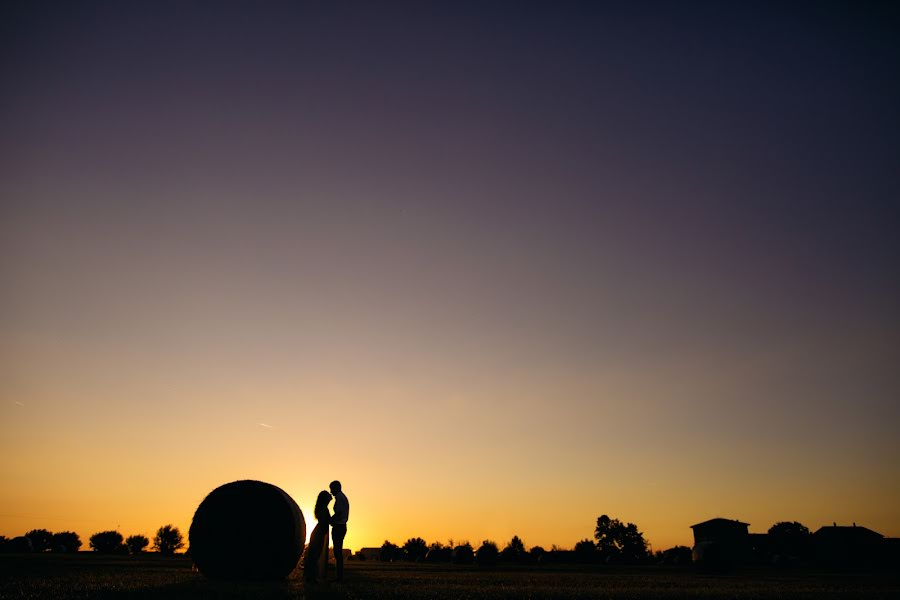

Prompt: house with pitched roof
xmin=814 ymin=524 xmax=883 ymax=566
xmin=690 ymin=518 xmax=751 ymax=567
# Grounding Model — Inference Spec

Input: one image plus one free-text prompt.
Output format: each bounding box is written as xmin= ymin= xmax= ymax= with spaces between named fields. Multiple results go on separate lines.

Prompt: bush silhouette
xmin=574 ymin=538 xmax=599 ymax=563
xmin=50 ymin=531 xmax=82 ymax=553
xmin=403 ymin=537 xmax=428 ymax=562
xmin=25 ymin=529 xmax=52 ymax=553
xmin=6 ymin=536 xmax=33 ymax=553
xmin=189 ymin=480 xmax=304 ymax=580
xmin=90 ymin=531 xmax=125 ymax=554
xmin=425 ymin=542 xmax=452 ymax=562
xmin=475 ymin=540 xmax=499 ymax=566
xmin=452 ymin=543 xmax=474 ymax=565
xmin=126 ymin=535 xmax=150 ymax=555
xmin=655 ymin=545 xmax=692 ymax=565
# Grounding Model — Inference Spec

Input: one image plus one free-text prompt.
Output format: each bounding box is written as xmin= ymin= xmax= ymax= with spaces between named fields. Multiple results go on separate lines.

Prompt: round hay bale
xmin=189 ymin=480 xmax=305 ymax=580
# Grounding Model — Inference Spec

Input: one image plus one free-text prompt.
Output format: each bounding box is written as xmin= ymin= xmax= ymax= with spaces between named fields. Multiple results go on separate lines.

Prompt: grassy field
xmin=1 ymin=554 xmax=898 ymax=599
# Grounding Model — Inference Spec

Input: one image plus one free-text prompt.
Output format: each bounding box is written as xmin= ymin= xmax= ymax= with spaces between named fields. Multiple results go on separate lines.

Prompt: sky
xmin=1 ymin=1 xmax=899 ymax=553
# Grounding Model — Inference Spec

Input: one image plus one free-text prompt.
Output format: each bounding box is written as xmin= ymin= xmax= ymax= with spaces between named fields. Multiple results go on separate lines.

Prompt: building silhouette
xmin=814 ymin=524 xmax=883 ymax=567
xmin=690 ymin=518 xmax=751 ymax=567
xmin=691 ymin=518 xmax=897 ymax=569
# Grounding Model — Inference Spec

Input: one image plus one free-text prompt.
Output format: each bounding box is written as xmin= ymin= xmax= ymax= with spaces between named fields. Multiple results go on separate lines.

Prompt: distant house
xmin=688 ymin=518 xmax=895 ymax=569
xmin=814 ymin=524 xmax=883 ymax=567
xmin=327 ymin=548 xmax=353 ymax=562
xmin=691 ymin=518 xmax=751 ymax=567
xmin=355 ymin=547 xmax=381 ymax=561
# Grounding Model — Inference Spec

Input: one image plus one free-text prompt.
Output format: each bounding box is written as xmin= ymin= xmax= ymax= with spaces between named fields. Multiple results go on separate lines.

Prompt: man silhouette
xmin=329 ymin=480 xmax=349 ymax=582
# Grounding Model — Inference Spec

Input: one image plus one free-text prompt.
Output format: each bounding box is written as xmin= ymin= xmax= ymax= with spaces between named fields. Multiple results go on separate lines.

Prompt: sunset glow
xmin=2 ymin=1 xmax=898 ymax=556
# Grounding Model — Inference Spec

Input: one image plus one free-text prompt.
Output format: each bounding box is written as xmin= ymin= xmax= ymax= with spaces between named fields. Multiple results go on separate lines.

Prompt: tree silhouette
xmin=153 ymin=525 xmax=184 ymax=555
xmin=50 ymin=531 xmax=82 ymax=553
xmin=402 ymin=537 xmax=428 ymax=562
xmin=126 ymin=535 xmax=150 ymax=555
xmin=768 ymin=521 xmax=812 ymax=563
xmin=475 ymin=540 xmax=499 ymax=566
xmin=619 ymin=522 xmax=649 ymax=562
xmin=594 ymin=514 xmax=649 ymax=563
xmin=500 ymin=535 xmax=527 ymax=563
xmin=380 ymin=540 xmax=401 ymax=561
xmin=25 ymin=529 xmax=53 ymax=553
xmin=425 ymin=542 xmax=452 ymax=562
xmin=90 ymin=531 xmax=125 ymax=554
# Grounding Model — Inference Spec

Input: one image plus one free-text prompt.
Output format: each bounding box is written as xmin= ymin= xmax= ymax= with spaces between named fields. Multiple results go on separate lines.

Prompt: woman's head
xmin=315 ymin=490 xmax=332 ymax=516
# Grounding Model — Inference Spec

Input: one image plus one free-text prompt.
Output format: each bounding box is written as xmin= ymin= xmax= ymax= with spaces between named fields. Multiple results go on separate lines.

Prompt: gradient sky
xmin=2 ymin=1 xmax=899 ymax=552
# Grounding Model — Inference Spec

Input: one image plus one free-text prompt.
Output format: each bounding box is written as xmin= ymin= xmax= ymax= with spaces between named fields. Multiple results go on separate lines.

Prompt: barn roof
xmin=690 ymin=517 xmax=750 ymax=529
xmin=814 ymin=525 xmax=883 ymax=539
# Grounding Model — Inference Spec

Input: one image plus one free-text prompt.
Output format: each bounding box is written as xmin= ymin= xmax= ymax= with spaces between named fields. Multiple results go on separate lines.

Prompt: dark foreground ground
xmin=1 ymin=554 xmax=898 ymax=600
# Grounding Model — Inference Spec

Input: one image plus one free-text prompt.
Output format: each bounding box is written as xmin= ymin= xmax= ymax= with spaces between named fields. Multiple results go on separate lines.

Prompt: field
xmin=1 ymin=554 xmax=898 ymax=599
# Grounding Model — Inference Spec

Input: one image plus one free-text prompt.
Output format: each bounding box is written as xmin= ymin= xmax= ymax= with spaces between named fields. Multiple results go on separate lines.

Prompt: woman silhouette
xmin=304 ymin=490 xmax=332 ymax=583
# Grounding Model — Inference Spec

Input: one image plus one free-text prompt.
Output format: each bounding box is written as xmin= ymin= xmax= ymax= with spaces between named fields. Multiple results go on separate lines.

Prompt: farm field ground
xmin=1 ymin=553 xmax=898 ymax=599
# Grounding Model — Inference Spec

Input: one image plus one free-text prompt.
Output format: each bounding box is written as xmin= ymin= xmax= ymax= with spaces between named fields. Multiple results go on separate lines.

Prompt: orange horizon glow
xmin=2 ymin=438 xmax=898 ymax=554
xmin=3 ymin=0 xmax=899 ymax=567
xmin=3 ymin=491 xmax=898 ymax=554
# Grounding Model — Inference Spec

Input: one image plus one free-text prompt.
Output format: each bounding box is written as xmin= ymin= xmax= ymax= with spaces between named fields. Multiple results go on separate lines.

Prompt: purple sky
xmin=2 ymin=1 xmax=899 ymax=548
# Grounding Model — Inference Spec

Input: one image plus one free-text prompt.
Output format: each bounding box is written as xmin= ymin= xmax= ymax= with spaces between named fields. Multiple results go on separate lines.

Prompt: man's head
xmin=329 ymin=480 xmax=342 ymax=495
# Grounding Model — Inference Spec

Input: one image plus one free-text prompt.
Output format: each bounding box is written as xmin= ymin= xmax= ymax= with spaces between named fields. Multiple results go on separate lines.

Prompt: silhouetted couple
xmin=304 ymin=480 xmax=349 ymax=584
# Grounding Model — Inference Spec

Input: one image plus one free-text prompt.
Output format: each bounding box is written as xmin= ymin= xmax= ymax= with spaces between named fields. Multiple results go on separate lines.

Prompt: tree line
xmin=0 ymin=525 xmax=185 ymax=555
xmin=369 ymin=517 xmax=832 ymax=566
xmin=371 ymin=514 xmax=692 ymax=566
xmin=2 ymin=516 xmax=830 ymax=566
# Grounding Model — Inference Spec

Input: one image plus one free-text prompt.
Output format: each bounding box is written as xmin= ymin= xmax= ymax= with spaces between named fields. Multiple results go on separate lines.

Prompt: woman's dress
xmin=304 ymin=506 xmax=331 ymax=582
